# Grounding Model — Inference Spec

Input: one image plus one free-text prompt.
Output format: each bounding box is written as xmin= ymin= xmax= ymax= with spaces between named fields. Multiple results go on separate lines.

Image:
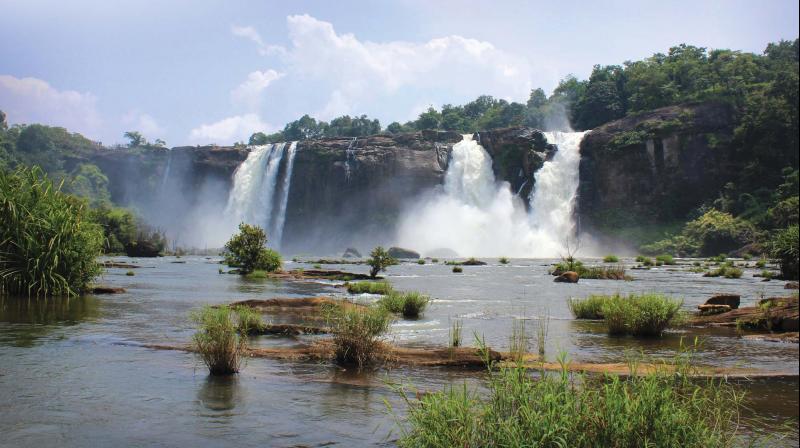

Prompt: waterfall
xmin=224 ymin=143 xmax=286 ymax=235
xmin=396 ymin=131 xmax=588 ymax=257
xmin=272 ymin=141 xmax=298 ymax=248
xmin=159 ymin=150 xmax=172 ymax=193
xmin=344 ymin=137 xmax=357 ymax=181
xmin=528 ymin=131 xmax=588 ymax=242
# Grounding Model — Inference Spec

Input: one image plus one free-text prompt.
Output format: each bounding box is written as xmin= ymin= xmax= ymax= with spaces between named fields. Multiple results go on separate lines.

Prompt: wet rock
xmin=704 ymin=294 xmax=740 ymax=309
xmin=697 ymin=304 xmax=731 ymax=315
xmin=426 ymin=247 xmax=459 ymax=258
xmin=101 ymin=261 xmax=139 ymax=269
xmin=342 ymin=247 xmax=362 ymax=258
xmin=460 ymin=258 xmax=487 ymax=266
xmin=90 ymin=286 xmax=126 ymax=294
xmin=554 ymin=271 xmax=579 ymax=283
xmin=785 ymin=282 xmax=799 ymax=290
xmin=388 ymin=247 xmax=420 ymax=259
xmin=693 ymin=296 xmax=799 ymax=333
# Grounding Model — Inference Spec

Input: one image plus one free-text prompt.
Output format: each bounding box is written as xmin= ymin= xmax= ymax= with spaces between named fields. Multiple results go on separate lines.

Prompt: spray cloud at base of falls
xmin=396 ymin=131 xmax=588 ymax=258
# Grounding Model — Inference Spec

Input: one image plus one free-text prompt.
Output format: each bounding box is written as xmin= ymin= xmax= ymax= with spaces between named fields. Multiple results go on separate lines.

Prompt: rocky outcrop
xmin=704 ymin=294 xmax=741 ymax=309
xmin=474 ymin=128 xmax=555 ymax=200
xmin=578 ymin=102 xmax=736 ymax=234
xmin=554 ymin=271 xmax=579 ymax=283
xmin=388 ymin=247 xmax=421 ymax=259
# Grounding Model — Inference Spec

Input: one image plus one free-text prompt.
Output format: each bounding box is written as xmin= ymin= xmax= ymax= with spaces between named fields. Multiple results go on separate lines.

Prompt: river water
xmin=1 ymin=256 xmax=797 ymax=446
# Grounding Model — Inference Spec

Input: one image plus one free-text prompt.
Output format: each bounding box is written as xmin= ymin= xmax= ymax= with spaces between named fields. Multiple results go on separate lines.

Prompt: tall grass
xmin=656 ymin=254 xmax=676 ymax=265
xmin=378 ymin=291 xmax=430 ymax=319
xmin=0 ymin=167 xmax=103 ymax=297
xmin=325 ymin=303 xmax=392 ymax=369
xmin=509 ymin=318 xmax=529 ymax=361
xmin=704 ymin=263 xmax=743 ymax=278
xmin=568 ymin=295 xmax=608 ymax=319
xmin=603 ymin=254 xmax=619 ymax=263
xmin=396 ymin=343 xmax=745 ymax=447
xmin=191 ymin=305 xmax=252 ymax=375
xmin=551 ymin=260 xmax=629 ymax=280
xmin=535 ymin=313 xmax=549 ymax=357
xmin=600 ymin=293 xmax=684 ymax=337
xmin=448 ymin=318 xmax=463 ymax=348
xmin=346 ymin=280 xmax=394 ymax=295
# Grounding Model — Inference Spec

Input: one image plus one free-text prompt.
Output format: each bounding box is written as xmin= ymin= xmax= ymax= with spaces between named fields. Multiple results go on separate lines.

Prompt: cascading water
xmin=344 ymin=137 xmax=357 ymax=181
xmin=272 ymin=141 xmax=298 ymax=248
xmin=159 ymin=150 xmax=172 ymax=193
xmin=224 ymin=143 xmax=286 ymax=236
xmin=396 ymin=131 xmax=588 ymax=257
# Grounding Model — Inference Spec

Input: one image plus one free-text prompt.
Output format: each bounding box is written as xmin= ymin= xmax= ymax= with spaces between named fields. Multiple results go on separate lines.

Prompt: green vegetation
xmin=498 ymin=257 xmax=510 ymax=264
xmin=704 ymin=263 xmax=743 ymax=279
xmin=191 ymin=305 xmax=260 ymax=375
xmin=643 ymin=210 xmax=755 ymax=257
xmin=508 ymin=318 xmax=529 ymax=361
xmin=569 ymin=293 xmax=684 ymax=337
xmin=346 ymin=280 xmax=394 ymax=295
xmin=416 ymin=259 xmax=425 ymax=265
xmin=448 ymin=319 xmax=463 ymax=348
xmin=366 ymin=246 xmax=398 ymax=278
xmin=567 ymin=295 xmax=608 ymax=319
xmin=655 ymin=254 xmax=675 ymax=265
xmin=223 ymin=223 xmax=282 ymax=275
xmin=0 ymin=166 xmax=103 ymax=297
xmin=635 ymin=255 xmax=649 ymax=263
xmin=768 ymin=224 xmax=799 ymax=280
xmin=378 ymin=291 xmax=430 ymax=319
xmin=324 ymin=303 xmax=392 ymax=369
xmin=125 ymin=270 xmax=135 ymax=276
xmin=551 ymin=260 xmax=629 ymax=280
xmin=397 ymin=344 xmax=743 ymax=447
xmin=601 ymin=294 xmax=684 ymax=337
xmin=452 ymin=266 xmax=463 ymax=273
xmin=602 ymin=254 xmax=619 ymax=263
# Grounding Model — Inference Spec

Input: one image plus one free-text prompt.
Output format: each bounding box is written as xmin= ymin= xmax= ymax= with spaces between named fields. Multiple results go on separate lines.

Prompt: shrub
xmin=643 ymin=210 xmax=754 ymax=257
xmin=223 ymin=223 xmax=282 ymax=274
xmin=704 ymin=264 xmax=743 ymax=279
xmin=397 ymin=346 xmax=743 ymax=447
xmin=431 ymin=258 xmax=439 ymax=263
xmin=378 ymin=291 xmax=430 ymax=319
xmin=656 ymin=254 xmax=675 ymax=265
xmin=346 ymin=280 xmax=394 ymax=295
xmin=366 ymin=246 xmax=398 ymax=278
xmin=499 ymin=257 xmax=510 ymax=264
xmin=768 ymin=225 xmax=799 ymax=280
xmin=635 ymin=255 xmax=648 ymax=263
xmin=568 ymin=295 xmax=608 ymax=319
xmin=191 ymin=305 xmax=250 ymax=375
xmin=755 ymin=258 xmax=767 ymax=268
xmin=325 ymin=304 xmax=392 ymax=369
xmin=417 ymin=259 xmax=425 ymax=265
xmin=0 ymin=167 xmax=103 ymax=297
xmin=452 ymin=266 xmax=463 ymax=273
xmin=600 ymin=293 xmax=684 ymax=337
xmin=603 ymin=255 xmax=619 ymax=263
xmin=125 ymin=270 xmax=135 ymax=276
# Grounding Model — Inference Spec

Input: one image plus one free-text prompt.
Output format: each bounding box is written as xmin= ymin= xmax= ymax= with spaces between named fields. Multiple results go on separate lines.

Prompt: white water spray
xmin=396 ymin=131 xmax=588 ymax=257
xmin=272 ymin=141 xmax=298 ymax=248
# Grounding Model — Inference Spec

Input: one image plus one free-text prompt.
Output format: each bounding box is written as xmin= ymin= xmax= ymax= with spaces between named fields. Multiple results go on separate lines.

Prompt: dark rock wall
xmin=577 ymin=102 xmax=736 ymax=234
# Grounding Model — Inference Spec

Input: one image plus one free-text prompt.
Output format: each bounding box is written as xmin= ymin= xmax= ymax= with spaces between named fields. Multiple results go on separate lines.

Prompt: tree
xmin=249 ymin=132 xmax=268 ymax=145
xmin=223 ymin=223 xmax=282 ymax=274
xmin=768 ymin=225 xmax=799 ymax=280
xmin=414 ymin=107 xmax=442 ymax=130
xmin=124 ymin=131 xmax=145 ymax=147
xmin=366 ymin=246 xmax=397 ymax=278
xmin=386 ymin=122 xmax=404 ymax=134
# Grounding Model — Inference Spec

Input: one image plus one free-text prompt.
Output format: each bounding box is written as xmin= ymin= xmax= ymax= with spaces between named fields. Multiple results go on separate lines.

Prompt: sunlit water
xmin=1 ymin=256 xmax=797 ymax=446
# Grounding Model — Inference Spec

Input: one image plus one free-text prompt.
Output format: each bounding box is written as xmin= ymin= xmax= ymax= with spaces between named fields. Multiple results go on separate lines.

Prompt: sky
xmin=1 ymin=0 xmax=798 ymax=146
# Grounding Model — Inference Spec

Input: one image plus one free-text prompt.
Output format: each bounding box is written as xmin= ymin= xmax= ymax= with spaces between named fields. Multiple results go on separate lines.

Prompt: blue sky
xmin=1 ymin=0 xmax=797 ymax=145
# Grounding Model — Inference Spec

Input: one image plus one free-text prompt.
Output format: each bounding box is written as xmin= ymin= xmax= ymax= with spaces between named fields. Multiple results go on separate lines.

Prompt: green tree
xmin=223 ymin=223 xmax=282 ymax=274
xmin=768 ymin=225 xmax=799 ymax=280
xmin=124 ymin=131 xmax=145 ymax=147
xmin=366 ymin=246 xmax=398 ymax=278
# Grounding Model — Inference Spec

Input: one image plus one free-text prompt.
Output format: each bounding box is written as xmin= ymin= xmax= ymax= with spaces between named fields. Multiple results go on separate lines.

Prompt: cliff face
xmin=86 ymin=128 xmax=548 ymax=251
xmin=577 ymin=102 xmax=737 ymax=234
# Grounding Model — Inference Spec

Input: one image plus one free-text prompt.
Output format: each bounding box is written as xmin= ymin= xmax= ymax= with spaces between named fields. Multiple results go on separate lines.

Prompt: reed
xmin=346 ymin=280 xmax=394 ymax=295
xmin=191 ymin=305 xmax=248 ymax=375
xmin=0 ymin=167 xmax=103 ymax=297
xmin=448 ymin=318 xmax=463 ymax=348
xmin=378 ymin=291 xmax=430 ymax=319
xmin=325 ymin=303 xmax=392 ymax=369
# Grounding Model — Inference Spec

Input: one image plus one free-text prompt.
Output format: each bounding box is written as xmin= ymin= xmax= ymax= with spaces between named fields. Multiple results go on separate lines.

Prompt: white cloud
xmin=281 ymin=14 xmax=533 ymax=120
xmin=231 ymin=25 xmax=286 ymax=55
xmin=122 ymin=110 xmax=164 ymax=138
xmin=188 ymin=113 xmax=272 ymax=144
xmin=0 ymin=74 xmax=102 ymax=138
xmin=230 ymin=69 xmax=284 ymax=110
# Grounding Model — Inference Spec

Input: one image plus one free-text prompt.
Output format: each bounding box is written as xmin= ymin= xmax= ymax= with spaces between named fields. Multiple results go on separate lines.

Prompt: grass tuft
xmin=191 ymin=305 xmax=252 ymax=375
xmin=324 ymin=303 xmax=392 ymax=369
xmin=346 ymin=280 xmax=394 ymax=295
xmin=568 ymin=295 xmax=608 ymax=319
xmin=603 ymin=254 xmax=619 ymax=263
xmin=378 ymin=291 xmax=430 ymax=319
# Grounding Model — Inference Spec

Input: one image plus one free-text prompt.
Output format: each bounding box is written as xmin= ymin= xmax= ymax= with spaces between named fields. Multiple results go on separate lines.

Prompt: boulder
xmin=697 ymin=304 xmax=731 ymax=315
xmin=554 ymin=271 xmax=579 ymax=283
xmin=388 ymin=247 xmax=420 ymax=259
xmin=785 ymin=282 xmax=799 ymax=290
xmin=90 ymin=286 xmax=126 ymax=294
xmin=342 ymin=247 xmax=362 ymax=258
xmin=704 ymin=294 xmax=740 ymax=309
xmin=461 ymin=258 xmax=487 ymax=266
